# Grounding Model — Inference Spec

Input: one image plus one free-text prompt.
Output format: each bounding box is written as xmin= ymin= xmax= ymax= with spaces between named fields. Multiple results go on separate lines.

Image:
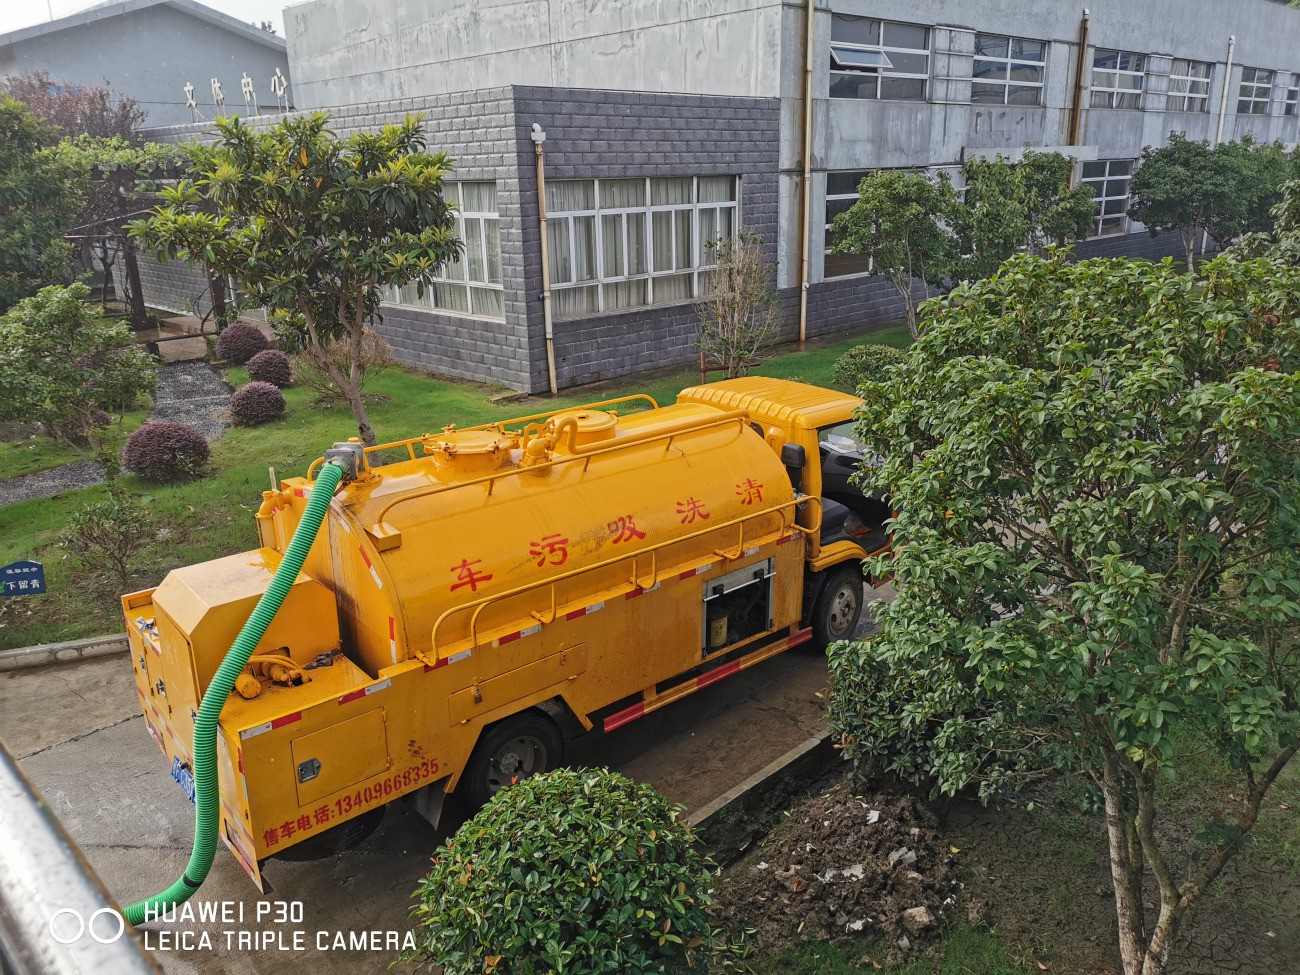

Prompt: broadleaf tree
xmin=0 ymin=96 xmax=83 ymax=311
xmin=0 ymin=283 xmax=156 ymax=448
xmin=1129 ymin=134 xmax=1295 ymax=269
xmin=830 ymin=169 xmax=958 ymax=340
xmin=954 ymin=149 xmax=1097 ymax=280
xmin=829 ymin=248 xmax=1299 ymax=975
xmin=131 ymin=113 xmax=460 ymax=445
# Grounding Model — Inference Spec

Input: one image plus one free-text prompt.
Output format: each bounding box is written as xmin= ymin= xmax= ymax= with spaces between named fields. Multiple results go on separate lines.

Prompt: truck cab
xmin=676 ymin=377 xmax=889 ymax=568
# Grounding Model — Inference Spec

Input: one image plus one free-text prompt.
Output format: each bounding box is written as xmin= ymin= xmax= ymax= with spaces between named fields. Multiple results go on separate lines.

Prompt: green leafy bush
xmin=123 ymin=421 xmax=208 ymax=481
xmin=245 ymin=349 xmax=291 ymax=386
xmin=831 ymin=342 xmax=906 ymax=393
xmin=215 ymin=321 xmax=268 ymax=364
xmin=0 ymin=284 xmax=155 ymax=446
xmin=408 ymin=768 xmax=742 ymax=975
xmin=59 ymin=489 xmax=153 ymax=589
xmin=229 ymin=380 xmax=285 ymax=426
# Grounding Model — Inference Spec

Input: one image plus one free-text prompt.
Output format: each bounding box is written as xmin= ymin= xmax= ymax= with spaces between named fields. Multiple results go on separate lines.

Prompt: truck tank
xmin=316 ymin=400 xmax=797 ymax=675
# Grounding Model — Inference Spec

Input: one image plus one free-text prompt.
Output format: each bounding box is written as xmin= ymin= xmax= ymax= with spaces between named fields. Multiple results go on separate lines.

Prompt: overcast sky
xmin=0 ymin=0 xmax=285 ymax=38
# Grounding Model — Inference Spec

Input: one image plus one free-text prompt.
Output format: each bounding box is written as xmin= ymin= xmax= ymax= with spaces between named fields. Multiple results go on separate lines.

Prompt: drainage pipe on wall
xmin=532 ymin=123 xmax=558 ymax=396
xmin=1066 ymin=8 xmax=1091 ymax=161
xmin=1205 ymin=35 xmax=1237 ymax=257
xmin=797 ymin=0 xmax=814 ymax=347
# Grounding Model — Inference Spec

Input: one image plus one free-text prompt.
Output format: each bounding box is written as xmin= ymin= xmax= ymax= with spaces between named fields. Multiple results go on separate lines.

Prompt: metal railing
xmin=426 ymin=496 xmax=821 ymax=659
xmin=0 ymin=739 xmax=161 ymax=975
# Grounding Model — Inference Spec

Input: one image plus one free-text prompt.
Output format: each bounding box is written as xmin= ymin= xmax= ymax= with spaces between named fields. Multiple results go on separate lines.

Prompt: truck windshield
xmin=817 ymin=422 xmax=865 ymax=455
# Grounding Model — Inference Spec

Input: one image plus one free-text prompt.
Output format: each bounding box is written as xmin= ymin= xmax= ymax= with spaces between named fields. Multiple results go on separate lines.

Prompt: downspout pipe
xmin=532 ymin=123 xmax=558 ymax=396
xmin=1066 ymin=8 xmax=1091 ymax=161
xmin=1205 ymin=35 xmax=1236 ymax=256
xmin=798 ymin=0 xmax=814 ymax=347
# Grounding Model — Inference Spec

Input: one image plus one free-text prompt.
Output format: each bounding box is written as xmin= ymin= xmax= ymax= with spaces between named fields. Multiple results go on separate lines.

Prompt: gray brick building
xmin=133 ymin=0 xmax=1300 ymax=393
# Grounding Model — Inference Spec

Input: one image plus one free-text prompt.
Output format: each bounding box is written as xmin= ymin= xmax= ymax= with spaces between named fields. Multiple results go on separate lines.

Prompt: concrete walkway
xmin=0 ymin=362 xmax=232 ymax=507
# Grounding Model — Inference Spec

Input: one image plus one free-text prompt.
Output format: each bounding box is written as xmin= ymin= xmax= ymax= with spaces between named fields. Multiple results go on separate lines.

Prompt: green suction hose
xmin=124 ymin=460 xmax=346 ymax=925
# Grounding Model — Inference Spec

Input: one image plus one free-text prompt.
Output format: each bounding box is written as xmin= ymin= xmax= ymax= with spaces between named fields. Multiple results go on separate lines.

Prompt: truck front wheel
xmin=462 ymin=712 xmax=564 ymax=812
xmin=810 ymin=565 xmax=864 ymax=652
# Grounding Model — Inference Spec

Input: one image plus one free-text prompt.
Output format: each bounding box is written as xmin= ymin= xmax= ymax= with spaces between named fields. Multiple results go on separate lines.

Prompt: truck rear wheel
xmin=462 ymin=712 xmax=563 ymax=812
xmin=810 ymin=565 xmax=864 ymax=652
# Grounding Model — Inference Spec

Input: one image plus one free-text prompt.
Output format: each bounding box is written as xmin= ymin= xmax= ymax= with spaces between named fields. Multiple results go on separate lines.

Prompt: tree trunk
xmin=123 ymin=239 xmax=147 ymax=328
xmin=1101 ymin=750 xmax=1147 ymax=975
xmin=345 ymin=310 xmax=376 ymax=447
xmin=894 ymin=276 xmax=920 ymax=341
xmin=1181 ymin=229 xmax=1196 ymax=274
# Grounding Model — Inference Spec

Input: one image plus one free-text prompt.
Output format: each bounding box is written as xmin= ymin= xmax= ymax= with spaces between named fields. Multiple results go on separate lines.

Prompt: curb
xmin=0 ymin=633 xmax=129 ymax=672
xmin=689 ymin=729 xmax=839 ymax=866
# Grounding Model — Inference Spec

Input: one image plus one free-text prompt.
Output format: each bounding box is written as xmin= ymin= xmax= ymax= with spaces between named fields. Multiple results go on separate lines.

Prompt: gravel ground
xmin=0 ymin=362 xmax=233 ymax=507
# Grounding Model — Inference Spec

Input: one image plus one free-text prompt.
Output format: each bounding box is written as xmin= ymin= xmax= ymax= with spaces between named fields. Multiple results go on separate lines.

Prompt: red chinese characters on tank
xmin=529 ymin=534 xmax=569 ymax=568
xmin=449 ymin=558 xmax=493 ymax=593
xmin=607 ymin=515 xmax=646 ymax=544
xmin=675 ymin=497 xmax=710 ymax=524
xmin=736 ymin=478 xmax=764 ymax=505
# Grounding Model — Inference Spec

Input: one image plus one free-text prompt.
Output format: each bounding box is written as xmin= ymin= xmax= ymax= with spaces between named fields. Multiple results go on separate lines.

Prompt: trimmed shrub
xmin=123 ymin=421 xmax=209 ymax=481
xmin=59 ymin=489 xmax=154 ymax=589
xmin=229 ymin=380 xmax=286 ymax=426
xmin=408 ymin=768 xmax=742 ymax=975
xmin=831 ymin=342 xmax=907 ymax=394
xmin=245 ymin=349 xmax=292 ymax=387
xmin=215 ymin=321 xmax=268 ymax=364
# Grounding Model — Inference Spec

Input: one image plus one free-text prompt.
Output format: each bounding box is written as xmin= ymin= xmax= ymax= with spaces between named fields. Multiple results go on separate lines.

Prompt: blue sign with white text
xmin=1 ymin=560 xmax=46 ymax=596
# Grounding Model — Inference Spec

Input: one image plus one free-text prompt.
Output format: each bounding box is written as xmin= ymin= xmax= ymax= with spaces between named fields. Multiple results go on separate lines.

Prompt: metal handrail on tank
xmin=305 ymin=395 xmax=664 ymax=480
xmin=371 ymin=411 xmax=751 ymax=529
xmin=427 ymin=496 xmax=823 ymax=658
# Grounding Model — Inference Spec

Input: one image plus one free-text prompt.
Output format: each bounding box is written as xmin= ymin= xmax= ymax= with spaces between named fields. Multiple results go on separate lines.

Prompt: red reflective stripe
xmin=237 ymin=747 xmax=243 ymax=774
xmin=697 ymin=659 xmax=742 ymax=689
xmin=388 ymin=616 xmax=396 ymax=639
xmin=566 ymin=608 xmax=586 ymax=621
xmin=359 ymin=547 xmax=373 ymax=569
xmin=498 ymin=630 xmax=521 ymax=645
xmin=270 ymin=712 xmax=301 ymax=730
xmin=338 ymin=688 xmax=366 ymax=705
xmin=603 ymin=701 xmax=646 ymax=733
xmin=788 ymin=626 xmax=813 ymax=649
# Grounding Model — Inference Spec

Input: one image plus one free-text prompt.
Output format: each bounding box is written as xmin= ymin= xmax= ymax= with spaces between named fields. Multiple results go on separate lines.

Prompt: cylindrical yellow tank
xmin=325 ymin=403 xmax=797 ymax=674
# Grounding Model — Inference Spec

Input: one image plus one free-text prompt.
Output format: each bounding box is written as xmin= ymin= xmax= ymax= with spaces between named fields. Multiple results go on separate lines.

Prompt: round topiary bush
xmin=123 ymin=421 xmax=209 ymax=481
xmin=245 ymin=349 xmax=292 ymax=387
xmin=215 ymin=322 xmax=269 ymax=365
xmin=832 ymin=342 xmax=908 ymax=394
xmin=229 ymin=380 xmax=286 ymax=426
xmin=408 ymin=768 xmax=740 ymax=975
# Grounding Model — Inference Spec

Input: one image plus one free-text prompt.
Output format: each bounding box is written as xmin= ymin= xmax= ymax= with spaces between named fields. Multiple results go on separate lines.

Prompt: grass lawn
xmin=0 ymin=326 xmax=909 ymax=650
xmin=0 ymin=408 xmax=150 ymax=478
xmin=751 ymin=924 xmax=1024 ymax=974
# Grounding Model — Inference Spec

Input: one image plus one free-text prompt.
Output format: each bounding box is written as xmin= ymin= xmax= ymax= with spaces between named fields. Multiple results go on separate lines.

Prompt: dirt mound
xmin=711 ymin=779 xmax=960 ymax=957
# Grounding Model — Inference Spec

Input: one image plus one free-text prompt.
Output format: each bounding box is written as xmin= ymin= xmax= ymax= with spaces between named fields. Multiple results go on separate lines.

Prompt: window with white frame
xmin=1091 ymin=50 xmax=1146 ymax=109
xmin=829 ymin=15 xmax=930 ymax=101
xmin=823 ymin=167 xmax=965 ymax=278
xmin=1079 ymin=159 xmax=1134 ymax=237
xmin=389 ymin=181 xmax=503 ymax=320
xmin=1167 ymin=59 xmax=1212 ymax=113
xmin=1284 ymin=74 xmax=1300 ymax=117
xmin=971 ymin=34 xmax=1047 ymax=106
xmin=1238 ymin=67 xmax=1275 ymax=115
xmin=545 ymin=176 xmax=739 ymax=320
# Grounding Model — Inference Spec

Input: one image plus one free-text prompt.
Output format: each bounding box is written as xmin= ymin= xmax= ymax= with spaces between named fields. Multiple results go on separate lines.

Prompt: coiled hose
xmin=124 ymin=461 xmax=345 ymax=925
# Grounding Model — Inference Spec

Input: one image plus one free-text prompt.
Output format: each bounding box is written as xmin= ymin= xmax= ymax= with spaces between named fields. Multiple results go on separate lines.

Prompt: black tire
xmin=810 ymin=565 xmax=865 ymax=652
xmin=461 ymin=711 xmax=563 ymax=812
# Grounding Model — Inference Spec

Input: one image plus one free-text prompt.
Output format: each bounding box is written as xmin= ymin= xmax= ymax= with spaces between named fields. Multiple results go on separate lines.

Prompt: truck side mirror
xmin=780 ymin=443 xmax=806 ymax=468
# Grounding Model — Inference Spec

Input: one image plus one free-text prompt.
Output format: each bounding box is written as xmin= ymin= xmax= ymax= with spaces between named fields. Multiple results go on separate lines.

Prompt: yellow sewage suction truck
xmin=120 ymin=378 xmax=890 ymax=912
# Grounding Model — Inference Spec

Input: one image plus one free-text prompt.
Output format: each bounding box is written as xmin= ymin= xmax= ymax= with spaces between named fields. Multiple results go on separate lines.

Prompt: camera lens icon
xmin=48 ymin=907 xmax=125 ymax=945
